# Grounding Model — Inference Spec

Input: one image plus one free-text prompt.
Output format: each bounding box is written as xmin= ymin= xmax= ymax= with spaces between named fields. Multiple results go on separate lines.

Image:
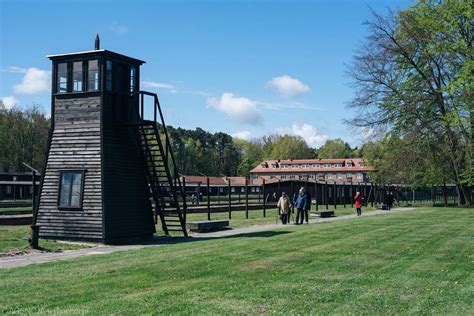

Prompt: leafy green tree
xmin=234 ymin=138 xmax=263 ymax=176
xmin=317 ymin=138 xmax=353 ymax=158
xmin=0 ymin=106 xmax=50 ymax=172
xmin=265 ymin=135 xmax=313 ymax=160
xmin=348 ymin=0 xmax=473 ymax=204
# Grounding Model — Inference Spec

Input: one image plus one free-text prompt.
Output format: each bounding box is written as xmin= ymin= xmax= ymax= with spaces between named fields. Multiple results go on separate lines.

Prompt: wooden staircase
xmin=133 ymin=92 xmax=187 ymax=237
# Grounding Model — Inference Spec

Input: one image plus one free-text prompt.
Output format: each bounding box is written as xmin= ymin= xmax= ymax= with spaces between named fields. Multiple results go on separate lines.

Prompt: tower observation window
xmin=57 ymin=63 xmax=68 ymax=93
xmin=72 ymin=61 xmax=83 ymax=92
xmin=130 ymin=66 xmax=137 ymax=92
xmin=105 ymin=60 xmax=113 ymax=91
xmin=87 ymin=60 xmax=99 ymax=91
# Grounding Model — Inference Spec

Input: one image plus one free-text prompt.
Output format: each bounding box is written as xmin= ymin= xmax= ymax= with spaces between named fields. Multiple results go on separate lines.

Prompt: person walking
xmin=386 ymin=191 xmax=394 ymax=211
xmin=277 ymin=192 xmax=291 ymax=224
xmin=354 ymin=191 xmax=362 ymax=216
xmin=294 ymin=187 xmax=307 ymax=225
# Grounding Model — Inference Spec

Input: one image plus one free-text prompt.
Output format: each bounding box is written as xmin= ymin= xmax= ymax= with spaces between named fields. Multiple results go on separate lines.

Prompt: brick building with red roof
xmin=249 ymin=158 xmax=376 ymax=183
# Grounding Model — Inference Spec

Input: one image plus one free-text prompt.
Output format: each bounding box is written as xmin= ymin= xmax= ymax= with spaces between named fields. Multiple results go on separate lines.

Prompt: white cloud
xmin=277 ymin=122 xmax=328 ymax=147
xmin=0 ymin=66 xmax=27 ymax=73
xmin=207 ymin=92 xmax=263 ymax=125
xmin=266 ymin=75 xmax=310 ymax=97
xmin=13 ymin=68 xmax=50 ymax=94
xmin=1 ymin=96 xmax=19 ymax=109
xmin=142 ymin=81 xmax=176 ymax=90
xmin=231 ymin=130 xmax=252 ymax=140
xmin=109 ymin=22 xmax=128 ymax=35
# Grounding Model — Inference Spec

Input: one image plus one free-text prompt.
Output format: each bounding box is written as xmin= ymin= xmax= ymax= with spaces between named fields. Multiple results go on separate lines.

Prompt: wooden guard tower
xmin=35 ymin=37 xmax=187 ymax=242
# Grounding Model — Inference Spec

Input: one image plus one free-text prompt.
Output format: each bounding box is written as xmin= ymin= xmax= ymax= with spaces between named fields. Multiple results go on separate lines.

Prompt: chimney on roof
xmin=95 ymin=34 xmax=100 ymax=50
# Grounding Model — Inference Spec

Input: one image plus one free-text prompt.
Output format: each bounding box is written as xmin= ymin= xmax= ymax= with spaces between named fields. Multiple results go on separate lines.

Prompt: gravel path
xmin=0 ymin=207 xmax=416 ymax=269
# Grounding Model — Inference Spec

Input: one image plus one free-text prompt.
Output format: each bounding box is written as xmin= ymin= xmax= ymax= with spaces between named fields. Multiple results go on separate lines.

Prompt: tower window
xmin=130 ymin=66 xmax=137 ymax=92
xmin=87 ymin=60 xmax=99 ymax=91
xmin=72 ymin=61 xmax=83 ymax=92
xmin=58 ymin=171 xmax=84 ymax=208
xmin=105 ymin=60 xmax=113 ymax=91
xmin=57 ymin=63 xmax=68 ymax=93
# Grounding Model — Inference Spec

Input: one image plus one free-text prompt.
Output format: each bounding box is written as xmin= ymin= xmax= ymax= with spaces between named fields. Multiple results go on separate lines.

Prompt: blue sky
xmin=0 ymin=0 xmax=411 ymax=147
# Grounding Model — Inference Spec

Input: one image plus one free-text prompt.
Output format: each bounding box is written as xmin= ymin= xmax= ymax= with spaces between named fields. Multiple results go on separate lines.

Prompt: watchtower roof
xmin=46 ymin=49 xmax=146 ymax=65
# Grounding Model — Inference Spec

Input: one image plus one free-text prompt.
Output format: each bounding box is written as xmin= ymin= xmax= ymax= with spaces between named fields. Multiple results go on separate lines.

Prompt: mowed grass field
xmin=1 ymin=207 xmax=472 ymax=314
xmin=0 ymin=206 xmax=364 ymax=254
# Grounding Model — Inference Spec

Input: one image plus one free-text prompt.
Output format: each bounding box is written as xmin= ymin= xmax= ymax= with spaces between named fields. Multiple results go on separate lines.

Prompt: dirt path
xmin=0 ymin=207 xmax=415 ymax=269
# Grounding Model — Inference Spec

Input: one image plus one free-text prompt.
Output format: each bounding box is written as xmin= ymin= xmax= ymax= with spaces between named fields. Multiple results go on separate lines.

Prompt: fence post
xmin=371 ymin=183 xmax=374 ymax=207
xmin=262 ymin=179 xmax=266 ymax=217
xmin=443 ymin=181 xmax=448 ymax=206
xmin=343 ymin=182 xmax=346 ymax=208
xmin=315 ymin=180 xmax=318 ymax=212
xmin=182 ymin=176 xmax=187 ymax=223
xmin=325 ymin=181 xmax=329 ymax=210
xmin=245 ymin=178 xmax=249 ymax=219
xmin=228 ymin=178 xmax=232 ymax=219
xmin=197 ymin=182 xmax=201 ymax=205
xmin=207 ymin=177 xmax=211 ymax=220
xmin=32 ymin=170 xmax=36 ymax=207
xmin=432 ymin=186 xmax=435 ymax=207
xmin=350 ymin=181 xmax=353 ymax=207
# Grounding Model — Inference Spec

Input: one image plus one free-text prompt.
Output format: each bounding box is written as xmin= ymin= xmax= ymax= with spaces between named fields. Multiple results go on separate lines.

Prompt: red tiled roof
xmin=249 ymin=158 xmax=376 ymax=174
xmin=180 ymin=175 xmax=281 ymax=186
xmin=180 ymin=176 xmax=228 ymax=185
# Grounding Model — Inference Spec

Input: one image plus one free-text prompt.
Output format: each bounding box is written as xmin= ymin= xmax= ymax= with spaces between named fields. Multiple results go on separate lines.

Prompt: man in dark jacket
xmin=294 ymin=187 xmax=307 ymax=225
xmin=385 ymin=191 xmax=394 ymax=211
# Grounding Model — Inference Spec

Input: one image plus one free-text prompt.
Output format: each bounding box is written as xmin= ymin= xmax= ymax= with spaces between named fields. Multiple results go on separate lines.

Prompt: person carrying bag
xmin=277 ymin=192 xmax=291 ymax=224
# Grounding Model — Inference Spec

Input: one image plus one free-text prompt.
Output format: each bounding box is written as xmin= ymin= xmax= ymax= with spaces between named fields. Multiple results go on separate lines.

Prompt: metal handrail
xmin=132 ymin=90 xmax=187 ymax=206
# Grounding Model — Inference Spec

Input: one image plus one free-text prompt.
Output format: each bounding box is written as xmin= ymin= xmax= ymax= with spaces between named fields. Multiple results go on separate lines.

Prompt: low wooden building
xmin=0 ymin=172 xmax=40 ymax=201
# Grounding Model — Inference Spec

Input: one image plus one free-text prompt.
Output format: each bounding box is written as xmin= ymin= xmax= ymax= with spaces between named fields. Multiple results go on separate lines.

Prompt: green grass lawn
xmin=1 ymin=207 xmax=472 ymax=314
xmin=156 ymin=205 xmax=371 ymax=235
xmin=0 ymin=205 xmax=369 ymax=254
xmin=0 ymin=226 xmax=89 ymax=256
xmin=0 ymin=206 xmax=32 ymax=214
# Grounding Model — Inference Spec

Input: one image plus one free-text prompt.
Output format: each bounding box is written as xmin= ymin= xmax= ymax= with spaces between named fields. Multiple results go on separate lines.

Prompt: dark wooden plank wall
xmin=37 ymin=96 xmax=104 ymax=241
xmin=102 ymin=92 xmax=155 ymax=241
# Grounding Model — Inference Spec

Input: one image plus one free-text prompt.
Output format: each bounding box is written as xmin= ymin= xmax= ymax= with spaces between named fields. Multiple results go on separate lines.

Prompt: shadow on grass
xmin=107 ymin=230 xmax=293 ymax=246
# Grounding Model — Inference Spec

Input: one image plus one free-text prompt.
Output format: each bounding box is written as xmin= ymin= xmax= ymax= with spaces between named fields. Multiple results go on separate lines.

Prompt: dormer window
xmin=281 ymin=164 xmax=288 ymax=169
xmin=291 ymin=165 xmax=299 ymax=169
xmin=347 ymin=163 xmax=353 ymax=167
xmin=323 ymin=164 xmax=330 ymax=168
xmin=271 ymin=164 xmax=277 ymax=168
xmin=260 ymin=163 xmax=267 ymax=168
